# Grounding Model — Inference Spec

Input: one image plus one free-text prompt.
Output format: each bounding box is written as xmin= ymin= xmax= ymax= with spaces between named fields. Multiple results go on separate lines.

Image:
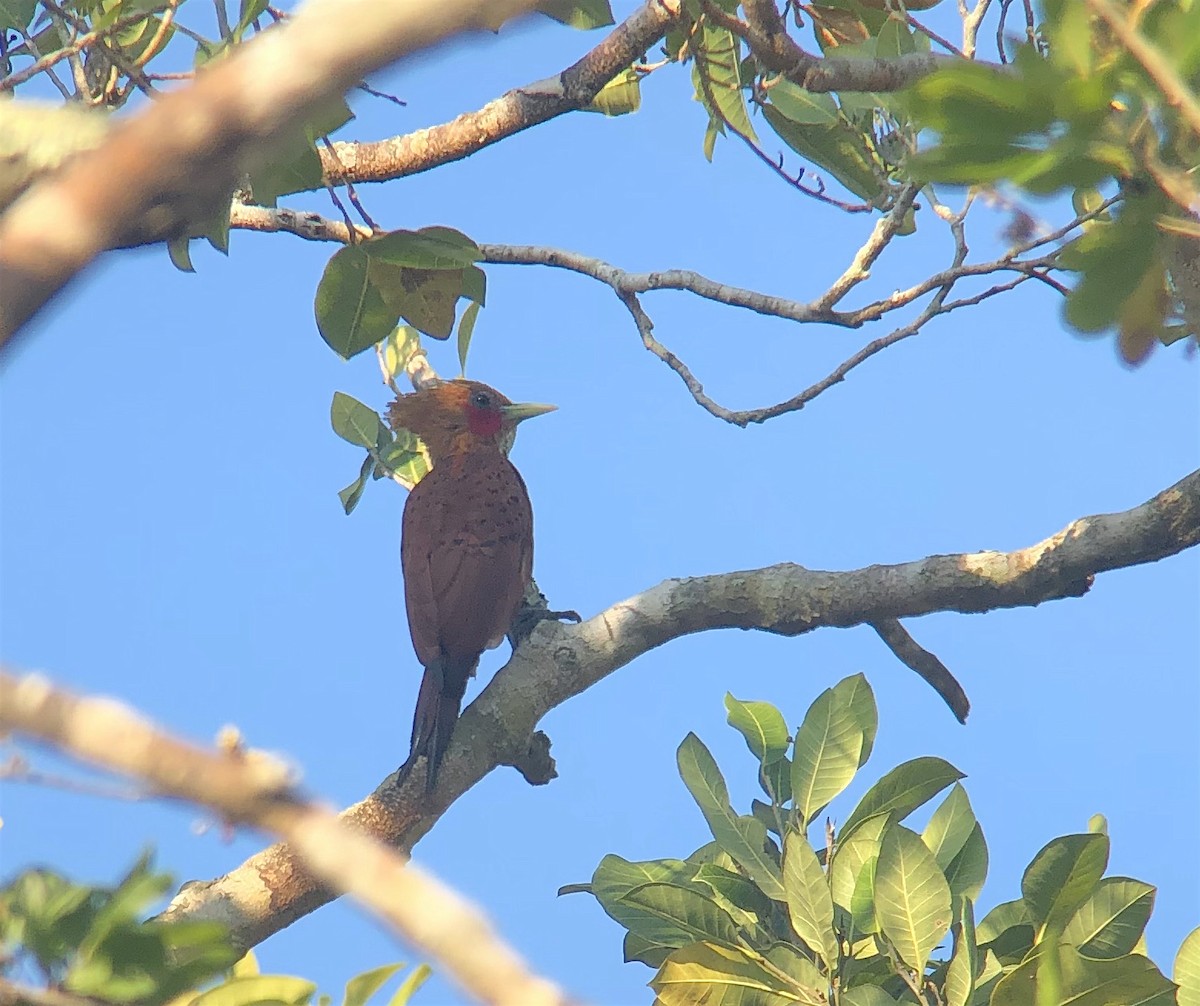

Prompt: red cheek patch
xmin=466 ymin=405 xmax=502 ymax=437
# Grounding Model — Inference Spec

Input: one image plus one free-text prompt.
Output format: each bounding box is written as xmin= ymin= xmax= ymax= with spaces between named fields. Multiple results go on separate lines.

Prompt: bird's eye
xmin=472 ymin=391 xmax=491 ymax=409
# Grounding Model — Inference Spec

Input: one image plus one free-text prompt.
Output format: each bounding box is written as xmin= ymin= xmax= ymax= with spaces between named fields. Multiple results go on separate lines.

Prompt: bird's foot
xmin=509 ymin=604 xmax=581 ymax=645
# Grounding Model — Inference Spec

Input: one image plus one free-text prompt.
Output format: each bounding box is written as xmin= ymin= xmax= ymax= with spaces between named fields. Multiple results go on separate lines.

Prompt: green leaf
xmin=343 ymin=963 xmax=404 ymax=1006
xmin=977 ymin=898 xmax=1033 ymax=944
xmin=590 ymin=856 xmax=702 ymax=949
xmin=620 ymin=883 xmax=744 ymax=949
xmin=763 ymin=941 xmax=825 ymax=992
xmin=761 ymin=104 xmax=883 ymax=202
xmin=1021 ymin=833 xmax=1109 ymax=934
xmin=841 ymin=756 xmax=964 ymax=841
xmin=623 ymin=932 xmax=673 ymax=969
xmin=692 ymin=21 xmax=756 ymax=143
xmin=875 ymin=17 xmax=915 ymax=58
xmin=725 ymin=694 xmax=790 ymax=764
xmin=1177 ymin=926 xmax=1200 ymax=1006
xmin=759 ymin=759 xmax=791 ymax=807
xmin=364 ymin=228 xmax=482 ymax=269
xmin=330 ymin=393 xmax=388 ymax=449
xmin=677 ymin=734 xmax=786 ymax=901
xmin=692 ymin=864 xmax=773 ymax=930
xmin=376 ymin=435 xmax=430 ymax=490
xmin=1061 ymin=201 xmax=1161 ymax=333
xmin=841 ymin=988 xmax=897 ymax=1006
xmin=167 ymin=237 xmax=195 ymax=273
xmin=874 ymin=824 xmax=952 ymax=975
xmin=584 ymin=67 xmax=641 ymax=116
xmin=387 ymin=965 xmax=430 ymax=1006
xmin=905 ymin=56 xmax=1056 ymax=137
xmin=944 ymin=898 xmax=977 ymax=1006
xmin=942 ymin=822 xmax=987 ymax=903
xmin=461 ymin=265 xmax=487 ymax=306
xmin=370 ymin=262 xmax=464 ymax=340
xmin=977 ymin=905 xmax=1035 ymax=965
xmin=767 ymin=81 xmax=839 ymax=125
xmin=248 ymin=139 xmax=323 ymax=206
xmin=1062 ymin=877 xmax=1155 ymax=959
xmin=790 ymin=676 xmax=869 ymax=826
xmin=650 ymin=942 xmax=799 ymax=1006
xmin=537 ymin=0 xmax=614 ymax=29
xmin=192 ymin=975 xmax=317 ymax=1006
xmin=991 ymin=943 xmax=1175 ymax=1006
xmin=0 ymin=0 xmax=37 ymax=30
xmin=921 ymin=783 xmax=976 ymax=872
xmin=456 ymin=300 xmax=481 ymax=376
xmin=830 ymin=814 xmax=889 ymax=937
xmin=314 ymin=246 xmax=397 ymax=359
xmin=782 ymin=830 xmax=837 ymax=969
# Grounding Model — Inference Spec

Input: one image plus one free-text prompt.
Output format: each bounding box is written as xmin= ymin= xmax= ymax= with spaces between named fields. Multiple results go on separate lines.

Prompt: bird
xmin=386 ymin=379 xmax=555 ymax=792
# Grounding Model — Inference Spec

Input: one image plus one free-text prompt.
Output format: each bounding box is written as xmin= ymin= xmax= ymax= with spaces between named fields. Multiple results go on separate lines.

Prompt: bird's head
xmin=386 ymin=380 xmax=555 ymax=458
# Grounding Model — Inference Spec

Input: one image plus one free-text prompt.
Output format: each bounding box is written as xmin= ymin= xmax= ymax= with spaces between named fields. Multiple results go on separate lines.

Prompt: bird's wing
xmin=401 ymin=475 xmax=445 ymax=669
xmin=431 ymin=535 xmax=531 ymax=657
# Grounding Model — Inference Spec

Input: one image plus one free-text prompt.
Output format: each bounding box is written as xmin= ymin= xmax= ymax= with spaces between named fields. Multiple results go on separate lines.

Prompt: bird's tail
xmin=399 ymin=657 xmax=473 ymax=792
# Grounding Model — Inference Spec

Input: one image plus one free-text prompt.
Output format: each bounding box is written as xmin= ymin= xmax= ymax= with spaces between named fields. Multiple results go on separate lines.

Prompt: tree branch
xmin=159 ymin=467 xmax=1200 ymax=953
xmin=319 ymin=0 xmax=682 ymax=185
xmin=0 ymin=0 xmax=540 ymax=349
xmin=0 ymin=671 xmax=571 ymax=1006
xmin=735 ymin=0 xmax=955 ymax=92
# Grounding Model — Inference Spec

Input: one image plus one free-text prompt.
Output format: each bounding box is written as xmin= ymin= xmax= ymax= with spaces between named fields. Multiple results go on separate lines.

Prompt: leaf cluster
xmin=330 ymin=372 xmax=430 ymax=515
xmin=668 ymin=1 xmax=925 ymax=208
xmin=0 ymin=854 xmax=237 ymax=1003
xmin=568 ymin=676 xmax=1199 ymax=1005
xmin=0 ymin=857 xmax=432 ymax=1006
xmin=314 ymin=228 xmax=485 ymax=360
xmin=904 ymin=2 xmax=1200 ymax=362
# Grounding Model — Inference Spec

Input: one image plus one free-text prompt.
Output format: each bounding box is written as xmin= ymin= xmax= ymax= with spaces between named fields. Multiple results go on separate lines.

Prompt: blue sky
xmin=1 ymin=4 xmax=1198 ymax=1004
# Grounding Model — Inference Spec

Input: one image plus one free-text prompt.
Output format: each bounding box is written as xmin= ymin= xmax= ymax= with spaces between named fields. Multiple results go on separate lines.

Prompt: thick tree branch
xmin=320 ymin=0 xmax=682 ymax=185
xmin=159 ymin=468 xmax=1200 ymax=952
xmin=0 ymin=671 xmax=571 ymax=1006
xmin=0 ymin=0 xmax=540 ymax=348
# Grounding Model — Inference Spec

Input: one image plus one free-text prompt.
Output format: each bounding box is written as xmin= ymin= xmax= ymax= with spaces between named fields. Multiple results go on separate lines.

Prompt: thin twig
xmin=905 ymin=13 xmax=964 ymax=58
xmin=213 ymin=0 xmax=231 ymax=40
xmin=319 ymin=137 xmax=379 ymax=232
xmin=0 ymin=1 xmax=172 ymax=93
xmin=357 ymin=80 xmax=407 ymax=106
xmin=6 ymin=23 xmax=73 ymax=97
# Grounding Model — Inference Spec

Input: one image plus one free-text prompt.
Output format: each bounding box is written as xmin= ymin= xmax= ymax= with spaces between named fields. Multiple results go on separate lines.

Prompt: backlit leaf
xmin=782 ymin=831 xmax=837 ymax=969
xmin=1177 ymin=926 xmax=1200 ymax=1006
xmin=651 ymin=942 xmax=798 ymax=1006
xmin=840 ymin=756 xmax=963 ymax=841
xmin=725 ymin=694 xmax=789 ymax=764
xmin=1063 ymin=877 xmax=1155 ymax=959
xmin=330 ymin=392 xmax=388 ymax=449
xmin=790 ymin=678 xmax=868 ymax=826
xmin=677 ymin=734 xmax=786 ymax=900
xmin=343 ymin=963 xmax=404 ymax=1006
xmin=991 ymin=942 xmax=1175 ymax=1006
xmin=1021 ymin=833 xmax=1108 ymax=933
xmin=874 ymin=825 xmax=952 ymax=976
